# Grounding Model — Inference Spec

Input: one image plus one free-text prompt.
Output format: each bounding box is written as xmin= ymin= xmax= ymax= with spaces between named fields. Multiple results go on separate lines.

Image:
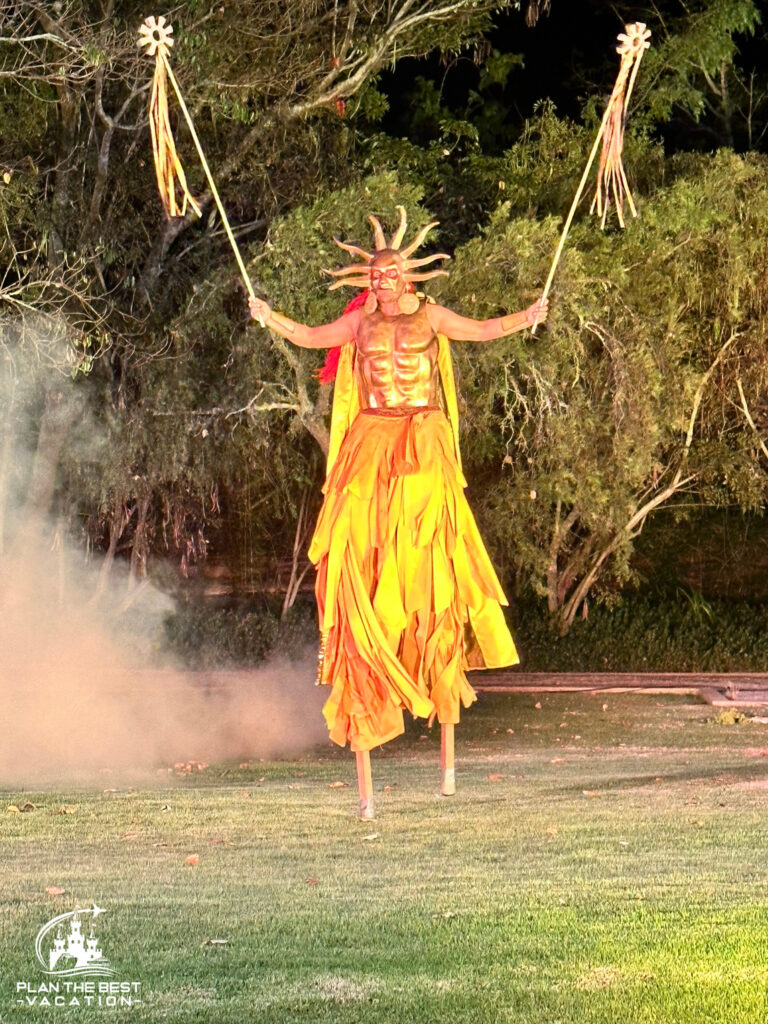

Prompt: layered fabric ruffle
xmin=309 ymin=407 xmax=519 ymax=752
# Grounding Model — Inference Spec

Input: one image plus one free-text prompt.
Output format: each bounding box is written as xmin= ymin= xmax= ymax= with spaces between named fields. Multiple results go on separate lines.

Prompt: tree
xmin=382 ymin=0 xmax=764 ymax=156
xmin=0 ymin=0 xmax=524 ymax=582
xmin=436 ymin=131 xmax=768 ymax=631
xmin=3 ymin=0 xmax=768 ymax=639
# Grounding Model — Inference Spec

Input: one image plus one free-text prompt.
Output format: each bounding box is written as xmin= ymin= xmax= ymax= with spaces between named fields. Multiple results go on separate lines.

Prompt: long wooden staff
xmin=137 ymin=15 xmax=265 ymax=326
xmin=534 ymin=22 xmax=651 ymax=331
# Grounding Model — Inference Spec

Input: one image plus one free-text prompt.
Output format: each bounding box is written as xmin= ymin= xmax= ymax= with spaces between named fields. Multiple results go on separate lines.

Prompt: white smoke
xmin=0 ymin=324 xmax=327 ymax=788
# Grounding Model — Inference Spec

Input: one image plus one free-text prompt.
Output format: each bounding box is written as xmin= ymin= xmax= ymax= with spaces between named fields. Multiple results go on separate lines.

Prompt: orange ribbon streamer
xmin=138 ymin=15 xmax=263 ymax=323
xmin=139 ymin=16 xmax=201 ymax=219
xmin=590 ymin=22 xmax=652 ymax=229
xmin=533 ymin=22 xmax=651 ymax=330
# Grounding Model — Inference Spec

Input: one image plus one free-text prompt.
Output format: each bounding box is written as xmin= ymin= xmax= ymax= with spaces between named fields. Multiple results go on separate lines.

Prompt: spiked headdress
xmin=326 ymin=206 xmax=450 ymax=301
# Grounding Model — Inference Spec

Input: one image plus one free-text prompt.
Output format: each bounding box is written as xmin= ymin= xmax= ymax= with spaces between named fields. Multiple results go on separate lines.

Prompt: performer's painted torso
xmin=355 ymin=301 xmax=439 ymax=408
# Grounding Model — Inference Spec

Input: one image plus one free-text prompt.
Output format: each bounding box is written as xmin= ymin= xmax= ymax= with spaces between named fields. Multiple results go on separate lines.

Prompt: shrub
xmin=513 ymin=592 xmax=768 ymax=672
xmin=163 ymin=598 xmax=318 ymax=668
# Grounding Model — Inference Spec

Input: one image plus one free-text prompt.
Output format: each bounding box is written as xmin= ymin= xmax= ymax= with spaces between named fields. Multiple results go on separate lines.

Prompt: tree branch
xmin=736 ymin=377 xmax=768 ymax=461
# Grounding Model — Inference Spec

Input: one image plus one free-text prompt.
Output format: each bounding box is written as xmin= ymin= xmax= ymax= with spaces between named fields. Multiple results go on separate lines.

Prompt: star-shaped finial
xmin=617 ymin=22 xmax=651 ymax=57
xmin=138 ymin=15 xmax=174 ymax=58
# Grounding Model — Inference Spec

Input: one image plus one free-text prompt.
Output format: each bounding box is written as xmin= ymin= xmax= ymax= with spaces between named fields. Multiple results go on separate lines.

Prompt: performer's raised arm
xmin=249 ymin=296 xmax=358 ymax=349
xmin=426 ymin=297 xmax=548 ymax=342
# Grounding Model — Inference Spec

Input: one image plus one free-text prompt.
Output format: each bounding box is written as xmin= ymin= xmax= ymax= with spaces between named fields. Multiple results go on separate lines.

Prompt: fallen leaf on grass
xmin=238 ymin=763 xmax=250 ymax=769
xmin=506 ymin=728 xmax=515 ymax=734
xmin=550 ymin=757 xmax=565 ymax=764
xmin=487 ymin=774 xmax=504 ymax=781
xmin=534 ymin=702 xmax=542 ymax=710
xmin=45 ymin=886 xmax=66 ymax=896
xmin=185 ymin=854 xmax=200 ymax=866
xmin=582 ymin=790 xmax=600 ymax=797
xmin=121 ymin=832 xmax=139 ymax=841
xmin=174 ymin=761 xmax=209 ymax=774
xmin=305 ymin=877 xmax=318 ymax=885
xmin=362 ymin=833 xmax=379 ymax=841
xmin=208 ymin=837 xmax=225 ymax=846
xmin=204 ymin=938 xmax=229 ymax=946
xmin=152 ymin=842 xmax=168 ymax=847
xmin=328 ymin=781 xmax=348 ymax=789
xmin=546 ymin=825 xmax=558 ymax=836
xmin=383 ymin=785 xmax=393 ymax=792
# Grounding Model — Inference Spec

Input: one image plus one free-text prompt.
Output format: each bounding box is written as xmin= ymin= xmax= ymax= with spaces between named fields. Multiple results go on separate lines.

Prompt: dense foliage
xmin=1 ymin=0 xmax=767 ymax=653
xmin=163 ymin=590 xmax=768 ymax=673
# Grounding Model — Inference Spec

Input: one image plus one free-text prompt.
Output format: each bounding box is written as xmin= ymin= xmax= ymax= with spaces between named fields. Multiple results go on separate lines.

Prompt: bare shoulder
xmin=342 ymin=305 xmax=363 ymax=334
xmin=425 ymin=301 xmax=449 ymax=329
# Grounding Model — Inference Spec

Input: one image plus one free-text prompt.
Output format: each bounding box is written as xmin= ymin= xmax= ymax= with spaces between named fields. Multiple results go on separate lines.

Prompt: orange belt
xmin=361 ymin=405 xmax=440 ymax=417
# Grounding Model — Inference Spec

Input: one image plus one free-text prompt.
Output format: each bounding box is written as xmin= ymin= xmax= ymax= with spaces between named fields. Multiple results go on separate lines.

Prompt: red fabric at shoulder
xmin=316 ymin=290 xmax=369 ymax=384
xmin=343 ymin=290 xmax=370 ymax=314
xmin=316 ymin=345 xmax=342 ymax=385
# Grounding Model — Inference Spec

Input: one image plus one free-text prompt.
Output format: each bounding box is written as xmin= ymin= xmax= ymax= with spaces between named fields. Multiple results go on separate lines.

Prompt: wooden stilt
xmin=355 ymin=750 xmax=375 ymax=819
xmin=441 ymin=723 xmax=456 ymax=796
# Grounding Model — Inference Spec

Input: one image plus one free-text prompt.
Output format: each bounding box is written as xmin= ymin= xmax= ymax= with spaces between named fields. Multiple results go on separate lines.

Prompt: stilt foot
xmin=358 ymin=797 xmax=375 ymax=820
xmin=356 ymin=750 xmax=374 ymax=819
xmin=441 ymin=723 xmax=455 ymax=795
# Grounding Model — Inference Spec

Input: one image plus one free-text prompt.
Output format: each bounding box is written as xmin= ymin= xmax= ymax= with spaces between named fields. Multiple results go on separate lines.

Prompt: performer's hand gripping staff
xmin=138 ymin=15 xmax=265 ymax=326
xmin=532 ymin=22 xmax=652 ymax=332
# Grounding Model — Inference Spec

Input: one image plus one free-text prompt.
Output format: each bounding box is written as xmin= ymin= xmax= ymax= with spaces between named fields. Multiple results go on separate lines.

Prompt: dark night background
xmin=382 ymin=1 xmax=767 ymax=153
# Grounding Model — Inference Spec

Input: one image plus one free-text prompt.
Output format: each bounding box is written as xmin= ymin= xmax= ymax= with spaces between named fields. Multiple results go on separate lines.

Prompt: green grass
xmin=3 ymin=692 xmax=768 ymax=1023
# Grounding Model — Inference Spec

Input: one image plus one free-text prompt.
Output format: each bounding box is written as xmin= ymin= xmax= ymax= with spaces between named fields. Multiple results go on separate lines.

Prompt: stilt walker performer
xmin=138 ymin=13 xmax=649 ymax=820
xmin=248 ymin=210 xmax=548 ymax=817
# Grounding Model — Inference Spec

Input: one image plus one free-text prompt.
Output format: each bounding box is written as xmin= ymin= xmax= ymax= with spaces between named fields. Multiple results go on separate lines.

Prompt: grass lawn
xmin=3 ymin=691 xmax=768 ymax=1023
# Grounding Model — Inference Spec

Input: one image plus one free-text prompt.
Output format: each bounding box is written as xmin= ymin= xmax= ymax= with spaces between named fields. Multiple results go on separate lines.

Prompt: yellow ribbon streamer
xmin=138 ymin=14 xmax=264 ymax=324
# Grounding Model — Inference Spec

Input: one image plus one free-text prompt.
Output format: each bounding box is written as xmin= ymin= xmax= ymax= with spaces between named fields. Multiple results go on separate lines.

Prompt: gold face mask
xmin=326 ymin=206 xmax=450 ymax=313
xmin=363 ymin=255 xmax=419 ymax=315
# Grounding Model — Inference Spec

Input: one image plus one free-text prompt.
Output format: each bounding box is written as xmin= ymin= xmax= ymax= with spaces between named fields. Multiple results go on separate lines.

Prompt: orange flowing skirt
xmin=309 ymin=407 xmax=519 ymax=751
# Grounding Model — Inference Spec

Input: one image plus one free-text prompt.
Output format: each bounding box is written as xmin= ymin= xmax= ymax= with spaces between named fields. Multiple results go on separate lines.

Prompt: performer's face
xmin=370 ymin=252 xmax=406 ymax=302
